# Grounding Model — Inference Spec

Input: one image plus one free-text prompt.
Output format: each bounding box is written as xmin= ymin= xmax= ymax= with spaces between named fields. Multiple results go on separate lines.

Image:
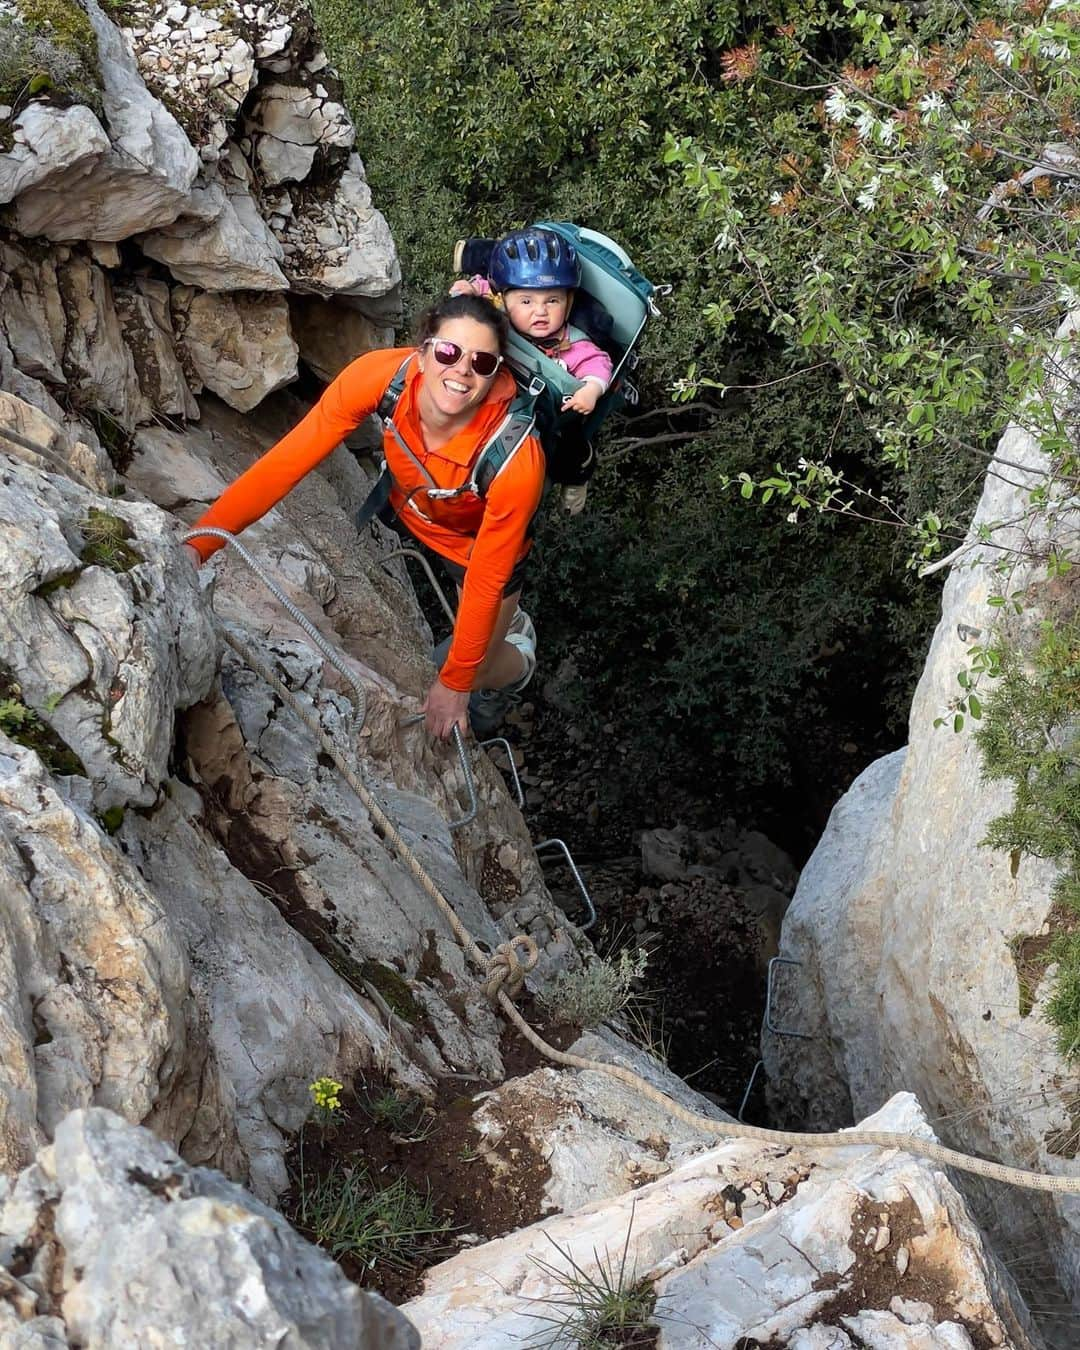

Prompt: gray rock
xmin=12 ymin=0 xmax=199 ymax=241
xmin=289 ymin=295 xmax=394 ymax=381
xmin=0 ymin=105 xmax=109 ymax=207
xmin=0 ymin=398 xmax=216 ymax=807
xmin=171 ymin=287 xmax=297 ymax=411
xmin=55 ymin=253 xmax=150 ymax=429
xmin=277 ymin=155 xmax=400 ymax=298
xmin=1 ymin=1108 xmax=420 ymax=1348
xmin=404 ymin=1095 xmax=1035 ymax=1349
xmin=113 ymin=278 xmax=199 ymax=419
xmin=767 ymin=312 xmax=1080 ymax=1308
xmin=141 ymin=144 xmax=289 ymax=292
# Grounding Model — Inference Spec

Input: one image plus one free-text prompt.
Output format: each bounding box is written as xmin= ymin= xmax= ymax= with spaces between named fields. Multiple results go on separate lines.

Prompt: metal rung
xmin=481 ymin=737 xmax=525 ymax=809
xmin=765 ymin=956 xmax=813 ymax=1039
xmin=381 ymin=546 xmax=457 ymax=624
xmin=535 ymin=837 xmax=596 ymax=930
xmin=738 ymin=1059 xmax=764 ymax=1122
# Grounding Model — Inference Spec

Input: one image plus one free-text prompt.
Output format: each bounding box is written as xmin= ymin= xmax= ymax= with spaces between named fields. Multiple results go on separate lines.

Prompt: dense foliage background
xmin=314 ymin=0 xmax=1080 ymax=844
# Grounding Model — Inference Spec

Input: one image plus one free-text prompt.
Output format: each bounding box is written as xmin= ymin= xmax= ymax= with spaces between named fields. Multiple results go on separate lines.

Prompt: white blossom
xmin=1057 ymin=284 xmax=1080 ymax=312
xmin=918 ymin=90 xmax=945 ymax=119
xmin=854 ymin=108 xmax=877 ymax=142
xmin=824 ymin=87 xmax=850 ymax=123
xmin=786 ymin=511 xmax=799 ymax=523
xmin=877 ymin=118 xmax=898 ymax=146
xmin=857 ymin=175 xmax=882 ymax=212
xmin=1008 ymin=323 xmax=1026 ymax=345
xmin=992 ymin=39 xmax=1015 ymax=67
xmin=1040 ymin=39 xmax=1071 ymax=60
xmin=930 ymin=172 xmax=949 ymax=198
xmin=769 ymin=190 xmax=783 ymax=205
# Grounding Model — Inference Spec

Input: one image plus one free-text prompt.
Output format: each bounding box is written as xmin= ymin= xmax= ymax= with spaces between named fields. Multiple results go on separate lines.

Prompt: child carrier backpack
xmin=456 ymin=221 xmax=658 ymax=484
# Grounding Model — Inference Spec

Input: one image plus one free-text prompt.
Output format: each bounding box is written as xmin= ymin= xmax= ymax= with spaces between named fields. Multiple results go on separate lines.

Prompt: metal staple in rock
xmin=180 ymin=527 xmax=1080 ymax=1197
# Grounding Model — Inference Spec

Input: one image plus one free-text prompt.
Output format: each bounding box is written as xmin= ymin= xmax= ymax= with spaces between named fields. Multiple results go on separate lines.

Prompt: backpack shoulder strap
xmin=354 ymin=355 xmax=415 ymax=533
xmin=378 ymin=355 xmax=414 ymax=424
xmin=473 ymin=379 xmax=543 ymax=498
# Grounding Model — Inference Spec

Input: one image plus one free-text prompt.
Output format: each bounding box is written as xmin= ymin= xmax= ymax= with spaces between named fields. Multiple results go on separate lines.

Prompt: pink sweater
xmin=469 ymin=277 xmax=613 ymax=389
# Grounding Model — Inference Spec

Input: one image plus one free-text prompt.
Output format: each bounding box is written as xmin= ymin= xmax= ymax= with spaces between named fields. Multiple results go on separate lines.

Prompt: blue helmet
xmin=488 ymin=227 xmax=580 ymax=293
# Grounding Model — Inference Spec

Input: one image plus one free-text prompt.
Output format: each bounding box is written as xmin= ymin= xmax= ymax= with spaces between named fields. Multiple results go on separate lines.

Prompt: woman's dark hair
xmin=415 ymin=293 xmax=509 ymax=356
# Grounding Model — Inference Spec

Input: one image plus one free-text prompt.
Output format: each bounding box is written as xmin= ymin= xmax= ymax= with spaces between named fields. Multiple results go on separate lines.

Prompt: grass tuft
xmin=294 ymin=1155 xmax=450 ymax=1277
xmin=526 ymin=1214 xmax=658 ymax=1348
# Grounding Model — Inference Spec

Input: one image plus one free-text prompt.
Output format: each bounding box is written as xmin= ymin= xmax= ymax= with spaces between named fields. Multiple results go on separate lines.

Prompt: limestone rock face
xmin=0 ymin=396 xmax=216 ymax=808
xmin=404 ymin=1095 xmax=1037 ymax=1349
xmin=766 ymin=323 xmax=1080 ymax=1307
xmin=0 ymin=390 xmax=113 ymax=494
xmin=140 ymin=144 xmax=289 ymax=292
xmin=171 ymin=287 xmax=298 ymax=411
xmin=246 ymin=81 xmax=354 ymax=187
xmin=272 ymin=155 xmax=401 ymax=298
xmin=56 ymin=254 xmax=151 ymax=429
xmin=468 ymin=1025 xmax=730 ymax=1215
xmin=112 ymin=278 xmax=200 ymax=419
xmin=288 ymin=293 xmax=393 ymax=381
xmin=0 ymin=737 xmax=196 ymax=1176
xmin=11 ymin=0 xmax=199 ymax=241
xmin=0 ymin=1108 xmax=421 ymax=1348
xmin=0 ymin=0 xmax=399 ymax=425
xmin=117 ymin=0 xmax=258 ymax=153
xmin=0 ymin=106 xmax=110 ymax=210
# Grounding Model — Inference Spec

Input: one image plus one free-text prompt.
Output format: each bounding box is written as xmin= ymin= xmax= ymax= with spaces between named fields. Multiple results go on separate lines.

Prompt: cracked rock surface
xmin=0 ymin=1108 xmax=420 ymax=1347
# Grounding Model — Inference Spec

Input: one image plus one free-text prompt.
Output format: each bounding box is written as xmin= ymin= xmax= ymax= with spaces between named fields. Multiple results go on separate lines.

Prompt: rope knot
xmin=482 ymin=934 xmax=539 ymax=1002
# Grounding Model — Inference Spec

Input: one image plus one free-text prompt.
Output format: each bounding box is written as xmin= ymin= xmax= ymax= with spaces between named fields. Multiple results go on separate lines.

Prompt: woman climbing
xmin=185 ymin=293 xmax=545 ymax=741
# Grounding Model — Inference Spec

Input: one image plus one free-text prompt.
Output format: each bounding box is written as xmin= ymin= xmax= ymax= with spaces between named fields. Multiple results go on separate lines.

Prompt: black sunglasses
xmin=423 ymin=339 xmax=502 ymax=379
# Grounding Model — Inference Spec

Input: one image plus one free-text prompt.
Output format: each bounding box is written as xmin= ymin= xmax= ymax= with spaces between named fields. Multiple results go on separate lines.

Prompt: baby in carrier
xmin=451 ymin=226 xmax=613 ymax=514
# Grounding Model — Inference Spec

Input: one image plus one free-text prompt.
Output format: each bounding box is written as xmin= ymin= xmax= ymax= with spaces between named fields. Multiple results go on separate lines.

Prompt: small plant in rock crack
xmin=80 ymin=509 xmax=142 ymax=572
xmin=296 ymin=1160 xmax=450 ymax=1275
xmin=363 ymin=1087 xmax=433 ymax=1141
xmin=526 ymin=1215 xmax=659 ymax=1348
xmin=308 ymin=1076 xmax=344 ymax=1132
xmin=539 ymin=946 xmax=649 ymax=1029
xmin=620 ymin=998 xmax=671 ymax=1067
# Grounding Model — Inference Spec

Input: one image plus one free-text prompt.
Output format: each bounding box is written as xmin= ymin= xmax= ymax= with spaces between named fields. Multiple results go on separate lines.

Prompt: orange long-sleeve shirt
xmin=190 ymin=347 xmax=546 ymax=692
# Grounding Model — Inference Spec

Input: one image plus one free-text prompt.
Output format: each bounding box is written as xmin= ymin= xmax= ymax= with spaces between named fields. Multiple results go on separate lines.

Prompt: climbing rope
xmin=11 ymin=424 xmax=1075 ymax=1195
xmin=181 ymin=529 xmax=1080 ymax=1198
xmin=183 ymin=528 xmax=476 ymax=830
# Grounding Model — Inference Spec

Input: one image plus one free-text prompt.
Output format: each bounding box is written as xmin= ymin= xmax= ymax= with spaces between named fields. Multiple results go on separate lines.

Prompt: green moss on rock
xmin=80 ymin=508 xmax=142 ymax=573
xmin=359 ymin=960 xmax=424 ymax=1024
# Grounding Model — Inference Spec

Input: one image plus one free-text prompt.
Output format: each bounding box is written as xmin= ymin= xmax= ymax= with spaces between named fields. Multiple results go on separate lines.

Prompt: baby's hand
xmin=450 ymin=278 xmax=479 ymax=297
xmin=562 ymin=382 xmax=602 ymax=415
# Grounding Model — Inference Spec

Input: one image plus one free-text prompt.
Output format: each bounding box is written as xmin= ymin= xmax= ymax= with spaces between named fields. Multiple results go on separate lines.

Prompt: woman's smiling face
xmin=416 ymin=316 xmax=502 ymax=426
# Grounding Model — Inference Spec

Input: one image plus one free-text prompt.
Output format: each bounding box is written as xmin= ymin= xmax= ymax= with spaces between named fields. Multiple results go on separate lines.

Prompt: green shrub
xmin=539 ymin=947 xmax=648 ymax=1028
xmin=977 ymin=604 xmax=1080 ymax=1057
xmin=0 ymin=1 xmax=102 ymax=114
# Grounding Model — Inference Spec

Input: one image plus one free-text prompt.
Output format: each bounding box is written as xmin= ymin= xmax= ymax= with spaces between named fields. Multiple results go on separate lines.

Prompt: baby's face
xmin=503 ymin=288 xmax=569 ymax=340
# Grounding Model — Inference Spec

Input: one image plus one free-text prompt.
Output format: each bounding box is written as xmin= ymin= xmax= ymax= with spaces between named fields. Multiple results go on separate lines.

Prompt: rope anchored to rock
xmin=481 ymin=935 xmax=539 ymax=1001
xmin=182 ymin=527 xmax=1080 ymax=1198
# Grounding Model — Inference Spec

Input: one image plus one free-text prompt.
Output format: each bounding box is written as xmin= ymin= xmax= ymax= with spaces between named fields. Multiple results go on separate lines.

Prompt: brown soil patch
xmin=1010 ymin=901 xmax=1080 ymax=1019
xmin=282 ymin=1036 xmax=576 ymax=1305
xmin=805 ymin=1195 xmax=995 ymax=1348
